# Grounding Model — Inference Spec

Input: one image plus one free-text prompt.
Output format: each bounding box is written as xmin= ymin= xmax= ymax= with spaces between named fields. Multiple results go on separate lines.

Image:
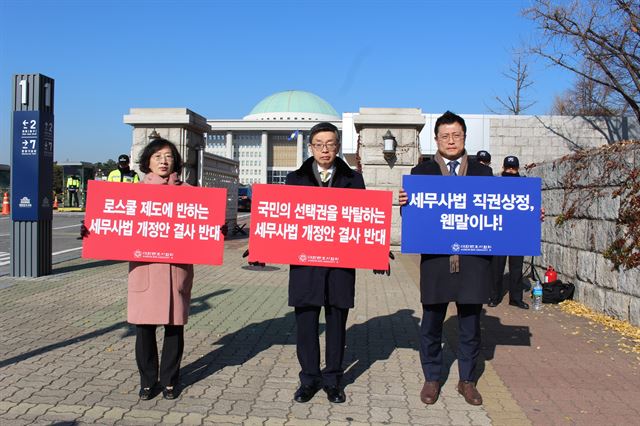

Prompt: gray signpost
xmin=10 ymin=74 xmax=55 ymax=277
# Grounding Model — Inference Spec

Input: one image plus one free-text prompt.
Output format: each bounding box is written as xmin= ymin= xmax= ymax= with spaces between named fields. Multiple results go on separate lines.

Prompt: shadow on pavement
xmin=180 ymin=308 xmax=421 ymax=391
xmin=441 ymin=309 xmax=531 ymax=383
xmin=52 ymin=259 xmax=123 ymax=275
xmin=0 ymin=289 xmax=230 ymax=369
xmin=342 ymin=309 xmax=421 ymax=386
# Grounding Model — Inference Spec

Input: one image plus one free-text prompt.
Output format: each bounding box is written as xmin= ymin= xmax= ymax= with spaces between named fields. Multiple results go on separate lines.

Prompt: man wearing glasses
xmin=399 ymin=111 xmax=493 ymax=406
xmin=285 ymin=122 xmax=365 ymax=404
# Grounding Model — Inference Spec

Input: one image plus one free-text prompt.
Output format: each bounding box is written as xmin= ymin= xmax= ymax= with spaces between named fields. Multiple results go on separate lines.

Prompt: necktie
xmin=320 ymin=170 xmax=330 ymax=183
xmin=448 ymin=160 xmax=459 ymax=176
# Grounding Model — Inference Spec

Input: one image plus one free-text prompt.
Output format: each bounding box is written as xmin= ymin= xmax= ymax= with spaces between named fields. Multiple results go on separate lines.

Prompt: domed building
xmin=207 ymin=90 xmax=351 ymax=185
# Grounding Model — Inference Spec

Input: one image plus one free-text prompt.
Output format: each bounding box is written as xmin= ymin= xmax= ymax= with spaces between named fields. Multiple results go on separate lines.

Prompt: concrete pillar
xmin=226 ymin=130 xmax=233 ymax=159
xmin=261 ymin=131 xmax=268 ymax=183
xmin=123 ymin=108 xmax=211 ymax=185
xmin=354 ymin=108 xmax=426 ymax=249
xmin=296 ymin=131 xmax=304 ymax=168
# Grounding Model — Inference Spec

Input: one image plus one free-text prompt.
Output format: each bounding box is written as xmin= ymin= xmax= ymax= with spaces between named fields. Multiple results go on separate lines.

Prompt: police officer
xmin=489 ymin=155 xmax=528 ymax=309
xmin=108 ymin=154 xmax=140 ymax=183
xmin=66 ymin=174 xmax=81 ymax=207
xmin=476 ymin=150 xmax=492 ymax=169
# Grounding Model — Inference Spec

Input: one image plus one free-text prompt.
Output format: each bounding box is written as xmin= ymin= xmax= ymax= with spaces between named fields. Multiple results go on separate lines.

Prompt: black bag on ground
xmin=542 ymin=280 xmax=575 ymax=304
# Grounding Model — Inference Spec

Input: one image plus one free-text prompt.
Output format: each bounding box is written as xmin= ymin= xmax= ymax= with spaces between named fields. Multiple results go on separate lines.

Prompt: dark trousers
xmin=419 ymin=303 xmax=482 ymax=382
xmin=135 ymin=325 xmax=184 ymax=388
xmin=295 ymin=305 xmax=349 ymax=388
xmin=491 ymin=255 xmax=524 ymax=303
xmin=68 ymin=190 xmax=79 ymax=207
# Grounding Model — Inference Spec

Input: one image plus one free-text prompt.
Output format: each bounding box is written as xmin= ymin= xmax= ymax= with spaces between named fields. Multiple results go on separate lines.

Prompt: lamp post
xmin=382 ymin=130 xmax=397 ymax=159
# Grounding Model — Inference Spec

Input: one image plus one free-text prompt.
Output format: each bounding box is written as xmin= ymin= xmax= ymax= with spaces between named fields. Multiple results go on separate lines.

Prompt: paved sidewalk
xmin=0 ymin=238 xmax=638 ymax=425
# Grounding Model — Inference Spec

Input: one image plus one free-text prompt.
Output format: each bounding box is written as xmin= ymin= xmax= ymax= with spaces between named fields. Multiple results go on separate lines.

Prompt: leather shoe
xmin=509 ymin=300 xmax=529 ymax=309
xmin=139 ymin=386 xmax=155 ymax=400
xmin=293 ymin=384 xmax=320 ymax=403
xmin=323 ymin=386 xmax=346 ymax=403
xmin=162 ymin=386 xmax=178 ymax=400
xmin=457 ymin=381 xmax=483 ymax=405
xmin=419 ymin=380 xmax=440 ymax=404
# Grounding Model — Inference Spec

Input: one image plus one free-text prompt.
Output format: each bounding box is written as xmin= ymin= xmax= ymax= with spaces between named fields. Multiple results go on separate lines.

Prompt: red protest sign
xmin=82 ymin=180 xmax=226 ymax=265
xmin=248 ymin=184 xmax=392 ymax=269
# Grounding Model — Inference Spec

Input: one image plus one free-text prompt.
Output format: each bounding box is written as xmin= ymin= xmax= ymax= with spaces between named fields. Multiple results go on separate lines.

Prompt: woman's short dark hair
xmin=138 ymin=138 xmax=182 ymax=174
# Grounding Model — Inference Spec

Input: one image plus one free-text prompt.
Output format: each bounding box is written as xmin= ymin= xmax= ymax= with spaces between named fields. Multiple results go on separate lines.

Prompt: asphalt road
xmin=0 ymin=211 xmax=251 ymax=276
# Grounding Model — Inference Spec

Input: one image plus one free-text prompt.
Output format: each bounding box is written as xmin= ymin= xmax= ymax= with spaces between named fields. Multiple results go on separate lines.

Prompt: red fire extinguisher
xmin=544 ymin=266 xmax=557 ymax=283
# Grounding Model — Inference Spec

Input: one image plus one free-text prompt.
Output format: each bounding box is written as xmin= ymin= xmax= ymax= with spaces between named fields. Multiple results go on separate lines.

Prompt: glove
xmin=373 ymin=252 xmax=395 ymax=276
xmin=242 ymin=249 xmax=265 ymax=268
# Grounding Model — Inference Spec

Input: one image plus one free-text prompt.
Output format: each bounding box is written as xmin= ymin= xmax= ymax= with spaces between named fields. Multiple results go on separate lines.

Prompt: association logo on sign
xmin=298 ymin=253 xmax=307 ymax=263
xmin=19 ymin=197 xmax=32 ymax=208
xmin=451 ymin=243 xmax=460 ymax=253
xmin=133 ymin=250 xmax=142 ymax=259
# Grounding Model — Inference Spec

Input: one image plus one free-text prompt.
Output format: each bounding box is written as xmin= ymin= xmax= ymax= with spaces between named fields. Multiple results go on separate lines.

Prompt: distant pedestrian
xmin=128 ymin=139 xmax=192 ymax=401
xmin=489 ymin=155 xmax=528 ymax=309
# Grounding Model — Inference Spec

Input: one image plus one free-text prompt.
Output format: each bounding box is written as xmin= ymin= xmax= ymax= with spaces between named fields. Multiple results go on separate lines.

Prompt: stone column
xmin=226 ymin=131 xmax=234 ymax=159
xmin=353 ymin=108 xmax=426 ymax=249
xmin=123 ymin=108 xmax=211 ymax=185
xmin=261 ymin=131 xmax=268 ymax=183
xmin=296 ymin=131 xmax=304 ymax=168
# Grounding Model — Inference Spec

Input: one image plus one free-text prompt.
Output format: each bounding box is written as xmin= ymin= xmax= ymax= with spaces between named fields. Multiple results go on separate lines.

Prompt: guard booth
xmin=57 ymin=162 xmax=94 ymax=211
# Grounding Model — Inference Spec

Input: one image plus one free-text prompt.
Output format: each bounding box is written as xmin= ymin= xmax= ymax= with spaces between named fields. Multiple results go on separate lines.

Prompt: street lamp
xmin=382 ymin=130 xmax=397 ymax=159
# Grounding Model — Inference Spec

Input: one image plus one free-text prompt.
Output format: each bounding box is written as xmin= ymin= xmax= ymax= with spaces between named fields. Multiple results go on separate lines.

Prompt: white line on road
xmin=0 ymin=224 xmax=80 ymax=237
xmin=0 ymin=247 xmax=82 ymax=266
xmin=52 ymin=247 xmax=83 ymax=256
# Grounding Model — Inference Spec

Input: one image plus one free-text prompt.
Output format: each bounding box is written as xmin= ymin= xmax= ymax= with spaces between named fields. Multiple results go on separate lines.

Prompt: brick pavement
xmin=0 ymin=238 xmax=637 ymax=425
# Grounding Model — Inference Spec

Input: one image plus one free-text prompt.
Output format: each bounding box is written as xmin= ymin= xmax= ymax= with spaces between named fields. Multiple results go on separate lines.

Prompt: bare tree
xmin=525 ymin=0 xmax=640 ymax=122
xmin=492 ymin=53 xmax=537 ymax=114
xmin=551 ymin=61 xmax=620 ymax=115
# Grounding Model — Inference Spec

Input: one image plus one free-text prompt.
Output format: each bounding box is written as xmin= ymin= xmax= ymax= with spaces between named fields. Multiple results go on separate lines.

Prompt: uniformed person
xmin=489 ymin=155 xmax=528 ymax=309
xmin=66 ymin=174 xmax=81 ymax=207
xmin=108 ymin=154 xmax=140 ymax=183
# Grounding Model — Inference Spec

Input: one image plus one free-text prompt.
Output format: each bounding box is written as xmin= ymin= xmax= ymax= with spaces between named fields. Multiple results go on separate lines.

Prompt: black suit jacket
xmin=285 ymin=156 xmax=366 ymax=309
xmin=410 ymin=159 xmax=493 ymax=304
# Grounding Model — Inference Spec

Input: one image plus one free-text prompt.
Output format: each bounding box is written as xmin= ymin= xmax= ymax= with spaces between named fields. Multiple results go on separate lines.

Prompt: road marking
xmin=0 ymin=224 xmax=80 ymax=237
xmin=52 ymin=247 xmax=82 ymax=256
xmin=0 ymin=251 xmax=9 ymax=266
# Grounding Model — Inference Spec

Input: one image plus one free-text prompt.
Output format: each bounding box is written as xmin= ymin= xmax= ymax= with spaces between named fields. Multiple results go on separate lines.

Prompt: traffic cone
xmin=1 ymin=192 xmax=9 ymax=215
xmin=53 ymin=194 xmax=59 ymax=210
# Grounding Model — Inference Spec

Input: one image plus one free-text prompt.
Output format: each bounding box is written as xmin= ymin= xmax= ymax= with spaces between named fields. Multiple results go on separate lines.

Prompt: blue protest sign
xmin=11 ymin=110 xmax=54 ymax=221
xmin=401 ymin=175 xmax=541 ymax=256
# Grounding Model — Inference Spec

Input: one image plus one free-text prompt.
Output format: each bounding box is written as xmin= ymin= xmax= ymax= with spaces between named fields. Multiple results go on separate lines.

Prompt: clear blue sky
xmin=0 ymin=0 xmax=572 ymax=164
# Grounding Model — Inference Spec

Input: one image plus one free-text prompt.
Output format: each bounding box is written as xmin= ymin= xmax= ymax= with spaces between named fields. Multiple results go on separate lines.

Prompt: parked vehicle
xmin=238 ymin=186 xmax=252 ymax=211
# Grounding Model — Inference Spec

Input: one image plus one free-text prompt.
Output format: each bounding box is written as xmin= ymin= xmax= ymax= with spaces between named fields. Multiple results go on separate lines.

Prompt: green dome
xmin=245 ymin=90 xmax=339 ymax=120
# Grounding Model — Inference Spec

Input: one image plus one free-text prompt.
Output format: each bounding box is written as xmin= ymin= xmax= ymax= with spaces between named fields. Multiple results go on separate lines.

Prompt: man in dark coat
xmin=399 ymin=111 xmax=492 ymax=406
xmin=286 ymin=122 xmax=365 ymax=404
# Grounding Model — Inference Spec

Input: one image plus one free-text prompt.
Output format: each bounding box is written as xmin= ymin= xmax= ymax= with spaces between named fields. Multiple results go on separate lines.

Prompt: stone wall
xmin=487 ymin=115 xmax=640 ymax=168
xmin=526 ymin=141 xmax=640 ymax=326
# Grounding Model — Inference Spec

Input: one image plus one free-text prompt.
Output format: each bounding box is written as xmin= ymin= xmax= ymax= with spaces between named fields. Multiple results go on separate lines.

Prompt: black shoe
xmin=139 ymin=386 xmax=155 ymax=400
xmin=488 ymin=299 xmax=499 ymax=307
xmin=509 ymin=300 xmax=529 ymax=309
xmin=293 ymin=384 xmax=320 ymax=403
xmin=323 ymin=386 xmax=346 ymax=403
xmin=162 ymin=386 xmax=178 ymax=400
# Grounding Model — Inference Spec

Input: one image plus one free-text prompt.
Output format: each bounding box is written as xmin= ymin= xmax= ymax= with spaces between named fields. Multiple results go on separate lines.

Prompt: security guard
xmin=108 ymin=154 xmax=140 ymax=183
xmin=489 ymin=155 xmax=528 ymax=309
xmin=66 ymin=174 xmax=81 ymax=207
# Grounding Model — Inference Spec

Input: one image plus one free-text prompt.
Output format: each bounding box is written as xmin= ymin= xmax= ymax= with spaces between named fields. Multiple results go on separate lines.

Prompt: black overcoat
xmin=285 ymin=156 xmax=366 ymax=309
xmin=410 ymin=159 xmax=493 ymax=304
